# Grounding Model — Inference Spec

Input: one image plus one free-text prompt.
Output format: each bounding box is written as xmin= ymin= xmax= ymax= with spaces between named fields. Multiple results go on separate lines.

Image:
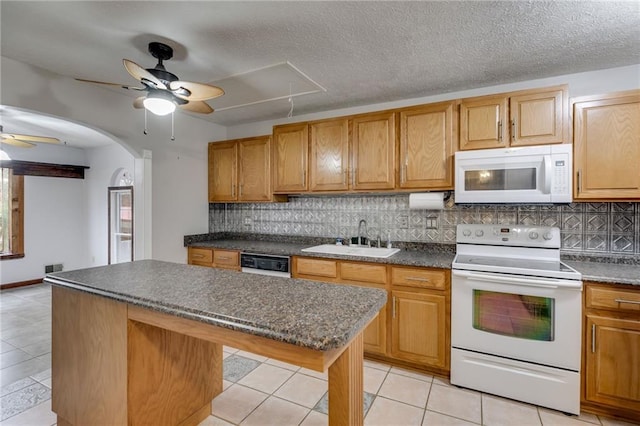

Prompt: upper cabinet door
xmin=510 ymin=87 xmax=567 ymax=146
xmin=272 ymin=123 xmax=309 ymax=193
xmin=208 ymin=141 xmax=238 ymax=202
xmin=459 ymin=95 xmax=509 ymax=150
xmin=238 ymin=136 xmax=271 ymax=202
xmin=574 ymin=90 xmax=640 ymax=200
xmin=309 ymin=118 xmax=349 ymax=192
xmin=351 ymin=112 xmax=396 ymax=190
xmin=399 ymin=101 xmax=457 ymax=190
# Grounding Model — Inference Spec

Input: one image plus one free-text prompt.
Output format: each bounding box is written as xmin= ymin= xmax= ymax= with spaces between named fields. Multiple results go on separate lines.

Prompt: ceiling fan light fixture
xmin=143 ymin=91 xmax=176 ymax=116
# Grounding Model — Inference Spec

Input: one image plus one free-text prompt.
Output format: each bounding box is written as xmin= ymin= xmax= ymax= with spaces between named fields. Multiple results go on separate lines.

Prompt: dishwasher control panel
xmin=240 ymin=253 xmax=290 ymax=274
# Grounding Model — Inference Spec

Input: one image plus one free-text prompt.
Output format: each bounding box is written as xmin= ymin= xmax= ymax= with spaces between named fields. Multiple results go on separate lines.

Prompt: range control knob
xmin=529 ymin=231 xmax=539 ymax=240
xmin=475 ymin=230 xmax=484 ymax=237
xmin=543 ymin=232 xmax=553 ymax=241
xmin=463 ymin=229 xmax=472 ymax=237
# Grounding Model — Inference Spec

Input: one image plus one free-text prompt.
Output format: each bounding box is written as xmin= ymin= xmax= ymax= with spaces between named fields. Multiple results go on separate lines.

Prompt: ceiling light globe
xmin=143 ymin=97 xmax=176 ymax=116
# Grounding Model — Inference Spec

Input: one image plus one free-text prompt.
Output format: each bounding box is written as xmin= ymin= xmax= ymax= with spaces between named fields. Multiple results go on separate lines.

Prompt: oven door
xmin=451 ymin=269 xmax=582 ymax=370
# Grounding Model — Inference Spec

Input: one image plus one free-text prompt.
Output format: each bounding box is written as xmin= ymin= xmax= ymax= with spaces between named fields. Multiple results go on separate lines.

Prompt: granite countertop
xmin=188 ymin=238 xmax=455 ymax=269
xmin=45 ymin=260 xmax=387 ymax=351
xmin=186 ymin=234 xmax=640 ymax=286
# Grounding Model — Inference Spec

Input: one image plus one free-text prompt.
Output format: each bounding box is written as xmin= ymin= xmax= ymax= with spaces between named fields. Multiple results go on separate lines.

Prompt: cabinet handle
xmin=217 ymin=256 xmax=231 ymax=261
xmin=511 ymin=120 xmax=516 ymax=140
xmin=498 ymin=120 xmax=503 ymax=142
xmin=193 ymin=254 xmax=204 ymax=259
xmin=392 ymin=296 xmax=397 ymax=318
xmin=591 ymin=324 xmax=596 ymax=353
xmin=352 ymin=167 xmax=357 ymax=186
xmin=406 ymin=276 xmax=429 ymax=282
xmin=614 ymin=298 xmax=640 ymax=305
xmin=401 ymin=164 xmax=407 ymax=183
xmin=239 ymin=183 xmax=243 ymax=197
xmin=343 ymin=169 xmax=347 ymax=185
xmin=302 ymin=169 xmax=306 ymax=185
xmin=577 ymin=170 xmax=581 ymax=193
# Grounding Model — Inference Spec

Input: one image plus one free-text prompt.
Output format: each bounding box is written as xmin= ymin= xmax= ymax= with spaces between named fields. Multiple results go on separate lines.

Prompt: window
xmin=0 ymin=168 xmax=24 ymax=259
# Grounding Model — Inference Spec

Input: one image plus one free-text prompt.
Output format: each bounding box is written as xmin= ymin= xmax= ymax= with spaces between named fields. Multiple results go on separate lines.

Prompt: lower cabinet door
xmin=363 ymin=304 xmax=387 ymax=356
xmin=585 ymin=315 xmax=640 ymax=412
xmin=391 ymin=290 xmax=447 ymax=369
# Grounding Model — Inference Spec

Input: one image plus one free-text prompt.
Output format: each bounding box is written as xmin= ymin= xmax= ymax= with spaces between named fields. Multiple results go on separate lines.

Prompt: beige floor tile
xmin=274 ymin=373 xmax=327 ymax=408
xmin=426 ymin=382 xmax=481 ymax=424
xmin=364 ymin=366 xmax=388 ymax=395
xmin=211 ymin=384 xmax=268 ymax=424
xmin=222 ymin=352 xmax=232 ymax=360
xmin=0 ymin=399 xmax=56 ymax=426
xmin=538 ymin=408 xmax=601 ymax=425
xmin=432 ymin=375 xmax=452 ymax=387
xmin=599 ymin=417 xmax=640 ymax=426
xmin=299 ymin=367 xmax=328 ymax=381
xmin=238 ymin=363 xmax=295 ymax=394
xmin=198 ymin=415 xmax=235 ymax=426
xmin=236 ymin=350 xmax=268 ymax=363
xmin=482 ymin=394 xmax=541 ymax=425
xmin=40 ymin=378 xmax=52 ymax=389
xmin=223 ymin=346 xmax=238 ymax=354
xmin=378 ymin=372 xmax=431 ymax=408
xmin=265 ymin=358 xmax=301 ymax=372
xmin=365 ymin=396 xmax=425 ymax=426
xmin=240 ymin=396 xmax=309 ymax=426
xmin=389 ymin=366 xmax=433 ymax=382
xmin=364 ymin=359 xmax=391 ymax=372
xmin=222 ymin=379 xmax=232 ymax=391
xmin=422 ymin=410 xmax=478 ymax=425
xmin=300 ymin=410 xmax=328 ymax=426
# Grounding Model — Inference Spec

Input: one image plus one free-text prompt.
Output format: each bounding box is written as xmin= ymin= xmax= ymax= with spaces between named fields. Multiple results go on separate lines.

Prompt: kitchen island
xmin=45 ymin=260 xmax=387 ymax=426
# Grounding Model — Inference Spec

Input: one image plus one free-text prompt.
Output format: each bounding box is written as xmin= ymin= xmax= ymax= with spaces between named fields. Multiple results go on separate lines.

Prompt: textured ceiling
xmin=1 ymin=1 xmax=639 ymax=130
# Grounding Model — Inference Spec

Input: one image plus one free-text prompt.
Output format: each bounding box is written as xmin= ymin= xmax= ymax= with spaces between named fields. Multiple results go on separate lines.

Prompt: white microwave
xmin=455 ymin=144 xmax=572 ymax=203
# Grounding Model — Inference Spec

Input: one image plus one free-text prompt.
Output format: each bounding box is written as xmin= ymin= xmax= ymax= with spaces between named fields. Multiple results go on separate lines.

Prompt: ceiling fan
xmin=0 ymin=126 xmax=60 ymax=148
xmin=76 ymin=42 xmax=224 ymax=116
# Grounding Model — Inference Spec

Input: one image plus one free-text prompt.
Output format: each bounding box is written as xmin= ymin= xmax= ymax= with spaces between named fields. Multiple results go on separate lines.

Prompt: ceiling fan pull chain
xmin=143 ymin=108 xmax=148 ymax=135
xmin=171 ymin=111 xmax=175 ymax=141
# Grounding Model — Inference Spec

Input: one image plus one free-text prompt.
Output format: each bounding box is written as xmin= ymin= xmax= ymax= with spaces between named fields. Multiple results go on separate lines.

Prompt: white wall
xmin=1 ymin=56 xmax=228 ymax=264
xmin=84 ymin=143 xmax=136 ymax=266
xmin=226 ymin=64 xmax=640 ymax=139
xmin=0 ymin=175 xmax=88 ymax=284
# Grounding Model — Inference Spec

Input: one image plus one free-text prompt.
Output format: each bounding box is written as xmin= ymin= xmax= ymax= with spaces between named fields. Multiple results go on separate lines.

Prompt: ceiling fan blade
xmin=75 ymin=78 xmax=145 ymax=91
xmin=1 ymin=137 xmax=35 ymax=148
xmin=1 ymin=133 xmax=59 ymax=144
xmin=169 ymin=81 xmax=224 ymax=101
xmin=123 ymin=59 xmax=166 ymax=90
xmin=179 ymin=101 xmax=214 ymax=114
xmin=133 ymin=97 xmax=145 ymax=109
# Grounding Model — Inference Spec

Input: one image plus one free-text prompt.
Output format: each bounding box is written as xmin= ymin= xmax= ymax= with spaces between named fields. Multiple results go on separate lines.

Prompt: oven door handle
xmin=452 ymin=270 xmax=582 ymax=289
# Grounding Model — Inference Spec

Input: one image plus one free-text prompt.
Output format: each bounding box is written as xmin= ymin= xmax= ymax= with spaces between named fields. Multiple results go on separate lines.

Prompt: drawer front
xmin=213 ymin=250 xmax=239 ymax=267
xmin=340 ymin=262 xmax=387 ymax=286
xmin=586 ymin=285 xmax=640 ymax=312
xmin=294 ymin=257 xmax=338 ymax=279
xmin=189 ymin=248 xmax=213 ymax=265
xmin=391 ymin=266 xmax=446 ymax=290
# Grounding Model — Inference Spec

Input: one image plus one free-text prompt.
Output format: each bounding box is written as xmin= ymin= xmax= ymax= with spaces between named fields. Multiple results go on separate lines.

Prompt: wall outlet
xmin=426 ymin=217 xmax=438 ymax=230
xmin=45 ymin=263 xmax=63 ymax=274
xmin=396 ymin=214 xmax=409 ymax=229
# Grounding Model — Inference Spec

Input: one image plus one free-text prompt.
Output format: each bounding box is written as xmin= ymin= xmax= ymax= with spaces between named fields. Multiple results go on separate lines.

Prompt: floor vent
xmin=45 ymin=264 xmax=63 ymax=274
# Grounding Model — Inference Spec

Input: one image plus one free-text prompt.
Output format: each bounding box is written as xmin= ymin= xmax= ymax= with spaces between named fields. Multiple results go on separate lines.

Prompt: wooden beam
xmin=0 ymin=160 xmax=89 ymax=179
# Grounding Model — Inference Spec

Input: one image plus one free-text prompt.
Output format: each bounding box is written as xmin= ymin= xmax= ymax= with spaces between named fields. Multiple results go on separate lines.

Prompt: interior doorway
xmin=108 ymin=186 xmax=133 ymax=264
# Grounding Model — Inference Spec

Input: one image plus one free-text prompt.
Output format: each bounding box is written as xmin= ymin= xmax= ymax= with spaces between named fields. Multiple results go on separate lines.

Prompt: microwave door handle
xmin=543 ymin=155 xmax=552 ymax=194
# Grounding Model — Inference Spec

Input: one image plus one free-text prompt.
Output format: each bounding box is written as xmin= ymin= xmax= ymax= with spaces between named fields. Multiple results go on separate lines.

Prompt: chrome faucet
xmin=357 ymin=219 xmax=368 ymax=246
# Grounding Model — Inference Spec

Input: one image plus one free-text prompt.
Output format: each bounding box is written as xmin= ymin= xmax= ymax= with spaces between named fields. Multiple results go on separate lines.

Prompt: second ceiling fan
xmin=77 ymin=42 xmax=224 ymax=115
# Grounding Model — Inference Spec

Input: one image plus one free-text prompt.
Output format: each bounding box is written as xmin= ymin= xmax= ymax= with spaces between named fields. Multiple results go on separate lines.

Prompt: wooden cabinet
xmin=583 ymin=282 xmax=640 ymax=421
xmin=208 ymin=136 xmax=273 ymax=202
xmin=399 ymin=101 xmax=457 ymax=190
xmin=573 ymin=90 xmax=640 ymax=200
xmin=351 ymin=112 xmax=396 ymax=190
xmin=390 ymin=266 xmax=449 ymax=371
xmin=208 ymin=141 xmax=237 ymax=202
xmin=292 ymin=257 xmax=387 ymax=355
xmin=309 ymin=118 xmax=350 ymax=192
xmin=187 ymin=247 xmax=239 ymax=271
xmin=272 ymin=123 xmax=309 ymax=193
xmin=459 ymin=85 xmax=568 ymax=150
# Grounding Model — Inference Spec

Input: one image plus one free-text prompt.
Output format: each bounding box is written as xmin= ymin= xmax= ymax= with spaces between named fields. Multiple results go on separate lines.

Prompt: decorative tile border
xmin=209 ymin=196 xmax=639 ymax=255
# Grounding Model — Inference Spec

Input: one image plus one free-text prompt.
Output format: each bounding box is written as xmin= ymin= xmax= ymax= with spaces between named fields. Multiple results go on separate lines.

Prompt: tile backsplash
xmin=209 ymin=194 xmax=640 ymax=255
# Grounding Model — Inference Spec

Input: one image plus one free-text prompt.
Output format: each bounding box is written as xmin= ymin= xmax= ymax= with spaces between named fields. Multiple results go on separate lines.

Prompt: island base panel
xmin=329 ymin=333 xmax=364 ymax=426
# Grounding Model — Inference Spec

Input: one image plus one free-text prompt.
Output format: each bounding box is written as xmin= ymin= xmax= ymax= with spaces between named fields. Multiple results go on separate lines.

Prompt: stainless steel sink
xmin=301 ymin=244 xmax=400 ymax=258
